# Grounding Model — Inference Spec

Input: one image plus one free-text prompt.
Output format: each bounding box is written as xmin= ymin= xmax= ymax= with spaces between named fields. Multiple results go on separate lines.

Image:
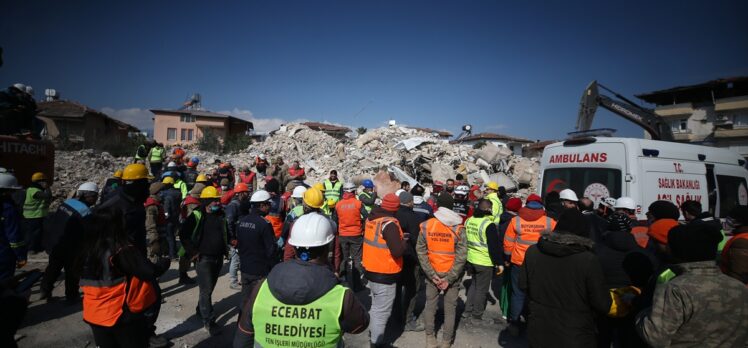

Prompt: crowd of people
xmin=1 ymin=145 xmax=747 ymax=348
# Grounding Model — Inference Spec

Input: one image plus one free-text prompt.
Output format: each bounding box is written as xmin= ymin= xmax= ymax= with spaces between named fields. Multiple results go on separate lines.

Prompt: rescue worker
xmin=160 ymin=176 xmax=182 ymax=260
xmin=323 ymin=170 xmax=343 ymax=206
xmin=463 ymin=199 xmax=504 ymax=325
xmin=558 ymin=188 xmax=579 ymax=210
xmin=503 ymin=193 xmax=556 ymax=335
xmin=615 ymin=197 xmax=650 ymax=248
xmin=681 ymin=200 xmax=726 ymax=251
xmin=0 ymin=172 xmax=26 ymax=281
xmin=235 ymin=190 xmax=276 ymax=301
xmin=721 ymin=205 xmax=748 ymax=284
xmin=144 ymin=182 xmax=166 ymax=263
xmin=411 ymin=184 xmax=434 ymax=221
xmin=287 ymin=161 xmax=306 ymax=184
xmin=23 ymin=172 xmax=51 ymax=253
xmin=183 ymin=157 xmax=200 ymax=191
xmin=80 ymin=208 xmax=169 ymax=348
xmin=264 ymin=179 xmax=285 ymax=240
xmin=147 ymin=142 xmax=166 ymax=179
xmin=416 ymin=193 xmax=466 ymax=348
xmin=179 ymin=186 xmax=228 ymax=335
xmin=176 ymin=195 xmax=200 ymax=285
xmin=237 ymin=166 xmax=256 ymax=192
xmin=233 ymin=213 xmax=369 ymax=348
xmin=254 ymin=154 xmax=268 ymax=176
xmin=636 ymin=223 xmax=748 ymax=347
xmin=395 ymin=191 xmax=426 ymax=332
xmin=217 ymin=163 xmax=234 ymax=190
xmin=134 ymin=142 xmax=148 ymax=164
xmin=483 ymin=181 xmax=503 ymax=224
xmin=282 ymin=187 xmax=326 ymax=261
xmin=286 ymin=186 xmax=307 ymax=222
xmin=226 ymin=183 xmax=251 ymax=291
xmin=452 ymin=185 xmax=472 ymax=223
xmin=190 ymin=174 xmax=209 ymax=199
xmin=597 ymin=197 xmax=617 ymax=219
xmin=172 ymin=172 xmax=189 ymax=199
xmin=100 ymin=170 xmax=122 ymax=203
xmin=335 ymin=182 xmax=368 ymax=287
xmin=40 ymin=182 xmax=98 ymax=302
xmin=363 ymin=193 xmax=407 ymax=347
xmin=358 ymin=179 xmax=376 ymax=213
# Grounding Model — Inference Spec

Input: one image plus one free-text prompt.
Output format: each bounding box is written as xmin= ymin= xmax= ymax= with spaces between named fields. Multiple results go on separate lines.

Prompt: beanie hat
xmin=526 ymin=194 xmax=542 ymax=204
xmin=265 ymin=178 xmax=280 ymax=194
xmin=648 ymin=200 xmax=680 ymax=220
xmin=399 ymin=191 xmax=414 ymax=205
xmin=381 ymin=193 xmax=400 ymax=212
xmin=553 ymin=208 xmax=589 ymax=237
xmin=436 ymin=192 xmax=454 ymax=210
xmin=505 ymin=198 xmax=522 ymax=212
xmin=607 ymin=213 xmax=632 ymax=232
xmin=149 ymin=182 xmax=164 ymax=196
xmin=668 ymin=223 xmax=721 ymax=262
xmin=648 ymin=218 xmax=679 ymax=245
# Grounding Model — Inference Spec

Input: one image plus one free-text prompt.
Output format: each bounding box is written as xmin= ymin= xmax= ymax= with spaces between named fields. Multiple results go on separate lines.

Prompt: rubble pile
xmin=51 ymin=149 xmax=130 ymax=208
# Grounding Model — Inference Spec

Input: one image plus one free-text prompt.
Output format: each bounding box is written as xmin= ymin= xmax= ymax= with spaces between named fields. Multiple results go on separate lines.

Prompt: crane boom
xmin=577 ymin=81 xmax=674 ymax=141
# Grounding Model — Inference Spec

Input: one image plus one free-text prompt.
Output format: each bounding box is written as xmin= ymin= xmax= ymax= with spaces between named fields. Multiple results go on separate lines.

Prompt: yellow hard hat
xmin=327 ymin=198 xmax=336 ymax=208
xmin=31 ymin=172 xmax=46 ymax=182
xmin=162 ymin=176 xmax=175 ymax=184
xmin=486 ymin=181 xmax=499 ymax=191
xmin=303 ymin=187 xmax=325 ymax=209
xmin=196 ymin=174 xmax=208 ymax=183
xmin=122 ymin=163 xmax=149 ymax=181
xmin=200 ymin=186 xmax=221 ymax=199
xmin=113 ymin=170 xmax=123 ymax=178
xmin=313 ymin=182 xmax=325 ymax=191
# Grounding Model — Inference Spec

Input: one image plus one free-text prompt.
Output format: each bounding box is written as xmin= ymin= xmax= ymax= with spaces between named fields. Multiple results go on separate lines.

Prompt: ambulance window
xmin=542 ymin=168 xmax=622 ymax=201
xmin=716 ymin=175 xmax=748 ymax=217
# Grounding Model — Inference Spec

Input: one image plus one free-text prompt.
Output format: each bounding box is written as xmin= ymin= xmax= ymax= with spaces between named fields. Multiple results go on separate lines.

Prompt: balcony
xmin=714 ymin=128 xmax=748 ymax=138
xmin=654 ymin=103 xmax=693 ymax=118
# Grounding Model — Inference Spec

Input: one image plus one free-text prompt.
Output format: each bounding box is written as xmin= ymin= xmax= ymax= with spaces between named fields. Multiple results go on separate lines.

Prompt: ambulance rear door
xmin=712 ymin=164 xmax=748 ymax=218
xmin=640 ymin=158 xmax=708 ymax=219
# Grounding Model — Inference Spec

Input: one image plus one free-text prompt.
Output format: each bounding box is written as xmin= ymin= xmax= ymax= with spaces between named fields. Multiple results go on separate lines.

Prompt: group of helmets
xmin=559 ymin=188 xmax=636 ymax=211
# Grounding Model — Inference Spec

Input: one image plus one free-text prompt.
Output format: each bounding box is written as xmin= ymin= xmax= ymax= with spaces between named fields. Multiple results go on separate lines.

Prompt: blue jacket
xmin=236 ymin=211 xmax=276 ymax=276
xmin=1 ymin=197 xmax=26 ymax=280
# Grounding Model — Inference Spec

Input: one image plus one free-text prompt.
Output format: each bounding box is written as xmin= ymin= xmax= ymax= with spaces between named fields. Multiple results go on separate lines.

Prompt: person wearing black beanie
xmin=636 ymin=223 xmax=748 ymax=347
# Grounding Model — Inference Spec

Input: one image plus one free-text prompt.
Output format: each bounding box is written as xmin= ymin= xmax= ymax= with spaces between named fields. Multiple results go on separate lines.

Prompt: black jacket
xmin=582 ymin=211 xmax=607 ymax=243
xmin=594 ymin=229 xmax=641 ymax=289
xmin=520 ymin=232 xmax=611 ymax=348
xmin=236 ymin=212 xmax=276 ymax=276
xmin=95 ymin=191 xmax=147 ymax=255
xmin=395 ymin=206 xmax=422 ymax=258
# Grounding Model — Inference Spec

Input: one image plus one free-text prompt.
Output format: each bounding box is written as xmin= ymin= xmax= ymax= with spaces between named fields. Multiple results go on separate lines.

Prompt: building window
xmin=180 ymin=114 xmax=195 ymax=123
xmin=671 ymin=119 xmax=688 ymax=133
xmin=734 ymin=114 xmax=748 ymax=128
xmin=167 ymin=128 xmax=177 ymax=140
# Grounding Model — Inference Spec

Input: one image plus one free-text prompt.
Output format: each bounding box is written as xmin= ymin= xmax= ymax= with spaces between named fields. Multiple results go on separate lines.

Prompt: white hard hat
xmin=25 ymin=86 xmax=34 ymax=96
xmin=343 ymin=182 xmax=356 ymax=192
xmin=250 ymin=190 xmax=271 ymax=203
xmin=395 ymin=189 xmax=405 ymax=196
xmin=288 ymin=213 xmax=335 ymax=248
xmin=559 ymin=189 xmax=579 ymax=202
xmin=0 ymin=173 xmax=22 ymax=190
xmin=600 ymin=197 xmax=616 ymax=208
xmin=454 ymin=185 xmax=470 ymax=196
xmin=614 ymin=197 xmax=636 ymax=210
xmin=258 ymin=154 xmax=266 ymax=160
xmin=167 ymin=161 xmax=177 ymax=168
xmin=291 ymin=186 xmax=307 ymax=198
xmin=77 ymin=182 xmax=99 ymax=193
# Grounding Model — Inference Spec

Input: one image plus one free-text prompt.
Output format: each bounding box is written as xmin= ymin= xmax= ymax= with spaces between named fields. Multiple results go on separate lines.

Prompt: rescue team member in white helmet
xmin=40 ymin=182 xmax=99 ymax=302
xmin=558 ymin=189 xmax=579 ymax=210
xmin=233 ymin=213 xmax=369 ymax=348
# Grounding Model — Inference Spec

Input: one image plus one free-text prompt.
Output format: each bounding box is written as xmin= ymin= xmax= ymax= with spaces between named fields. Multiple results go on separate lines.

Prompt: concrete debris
xmin=51 ymin=149 xmax=131 ymax=209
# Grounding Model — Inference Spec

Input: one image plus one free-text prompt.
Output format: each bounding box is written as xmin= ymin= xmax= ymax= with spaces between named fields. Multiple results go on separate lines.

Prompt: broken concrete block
xmin=476 ymin=142 xmax=503 ymax=163
xmin=429 ymin=163 xmax=456 ymax=184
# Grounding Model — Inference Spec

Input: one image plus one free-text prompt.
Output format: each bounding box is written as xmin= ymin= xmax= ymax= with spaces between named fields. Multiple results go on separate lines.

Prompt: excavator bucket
xmin=577 ymin=80 xmax=599 ymax=132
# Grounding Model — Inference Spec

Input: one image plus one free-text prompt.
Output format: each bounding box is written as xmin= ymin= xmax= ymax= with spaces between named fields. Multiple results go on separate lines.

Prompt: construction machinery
xmin=576 ymin=81 xmax=674 ymax=141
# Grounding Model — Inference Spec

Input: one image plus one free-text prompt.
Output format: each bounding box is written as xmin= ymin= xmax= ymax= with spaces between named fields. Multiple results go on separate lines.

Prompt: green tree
xmin=223 ymin=134 xmax=253 ymax=154
xmin=197 ymin=129 xmax=222 ymax=153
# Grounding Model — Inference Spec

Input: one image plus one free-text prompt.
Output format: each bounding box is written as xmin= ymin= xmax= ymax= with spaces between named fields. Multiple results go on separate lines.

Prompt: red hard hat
xmin=234 ymin=183 xmax=250 ymax=193
xmin=183 ymin=196 xmax=200 ymax=206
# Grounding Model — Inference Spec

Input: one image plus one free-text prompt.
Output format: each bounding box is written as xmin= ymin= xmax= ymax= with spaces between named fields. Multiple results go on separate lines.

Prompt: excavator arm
xmin=577 ymin=81 xmax=674 ymax=141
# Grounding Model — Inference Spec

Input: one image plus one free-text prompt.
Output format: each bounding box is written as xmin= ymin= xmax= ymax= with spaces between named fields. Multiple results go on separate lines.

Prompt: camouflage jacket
xmin=635 ymin=261 xmax=748 ymax=347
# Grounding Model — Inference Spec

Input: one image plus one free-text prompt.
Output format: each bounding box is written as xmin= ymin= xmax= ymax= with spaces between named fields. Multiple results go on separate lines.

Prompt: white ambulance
xmin=538 ymin=136 xmax=748 ymax=220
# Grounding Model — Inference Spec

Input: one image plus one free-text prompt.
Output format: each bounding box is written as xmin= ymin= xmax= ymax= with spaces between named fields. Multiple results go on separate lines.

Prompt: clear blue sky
xmin=2 ymin=0 xmax=747 ymax=138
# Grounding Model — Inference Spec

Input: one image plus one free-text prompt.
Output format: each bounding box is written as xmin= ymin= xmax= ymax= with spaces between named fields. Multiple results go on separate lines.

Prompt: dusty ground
xmin=17 ymin=254 xmax=528 ymax=348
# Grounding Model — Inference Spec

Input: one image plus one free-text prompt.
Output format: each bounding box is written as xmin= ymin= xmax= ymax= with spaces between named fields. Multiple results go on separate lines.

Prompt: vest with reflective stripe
xmin=421 ymin=219 xmax=463 ymax=273
xmin=336 ymin=198 xmax=363 ymax=237
xmin=358 ymin=192 xmax=373 ymax=213
xmin=23 ymin=187 xmax=48 ymax=218
xmin=80 ymin=249 xmax=157 ymax=327
xmin=174 ymin=180 xmax=188 ymax=199
xmin=486 ymin=192 xmax=503 ymax=223
xmin=177 ymin=210 xmax=226 ymax=257
xmin=505 ymin=215 xmax=553 ymax=266
xmin=630 ymin=226 xmax=649 ymax=248
xmin=465 ymin=216 xmax=493 ymax=266
xmin=266 ymin=215 xmax=284 ymax=239
xmin=289 ymin=205 xmax=304 ymax=221
xmin=252 ymin=280 xmax=346 ymax=348
xmin=323 ymin=180 xmax=342 ymax=202
xmin=362 ymin=217 xmax=403 ymax=274
xmin=149 ymin=147 xmax=164 ymax=163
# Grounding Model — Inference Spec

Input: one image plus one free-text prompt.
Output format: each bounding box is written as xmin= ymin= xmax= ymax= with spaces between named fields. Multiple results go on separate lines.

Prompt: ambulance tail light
xmin=642 ymin=149 xmax=659 ymax=157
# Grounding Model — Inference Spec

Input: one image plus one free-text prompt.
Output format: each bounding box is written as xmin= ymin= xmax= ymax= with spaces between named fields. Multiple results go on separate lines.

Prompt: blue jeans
xmin=509 ymin=264 xmax=525 ymax=322
xmin=165 ymin=222 xmax=177 ymax=259
xmin=228 ymin=246 xmax=240 ymax=284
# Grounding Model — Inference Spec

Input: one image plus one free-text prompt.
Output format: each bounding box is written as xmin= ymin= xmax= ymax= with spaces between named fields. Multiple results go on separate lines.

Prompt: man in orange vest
xmin=362 ymin=193 xmax=407 ymax=347
xmin=722 ymin=205 xmax=748 ymax=285
xmin=416 ymin=194 xmax=467 ymax=348
xmin=503 ymin=193 xmax=556 ymax=334
xmin=615 ymin=197 xmax=651 ymax=249
xmin=335 ymin=182 xmax=368 ymax=287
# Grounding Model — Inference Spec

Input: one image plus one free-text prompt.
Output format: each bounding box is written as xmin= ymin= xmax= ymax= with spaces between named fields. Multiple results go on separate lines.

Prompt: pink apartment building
xmin=151 ymin=109 xmax=253 ymax=146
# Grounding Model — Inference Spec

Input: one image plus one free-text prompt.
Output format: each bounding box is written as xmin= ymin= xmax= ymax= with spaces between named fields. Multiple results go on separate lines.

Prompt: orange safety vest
xmin=336 ymin=198 xmax=364 ymax=237
xmin=80 ymin=249 xmax=157 ymax=327
xmin=362 ymin=216 xmax=403 ymax=274
xmin=420 ymin=218 xmax=463 ymax=273
xmin=504 ymin=215 xmax=555 ymax=266
xmin=266 ymin=214 xmax=284 ymax=239
xmin=721 ymin=233 xmax=748 ymax=273
xmin=630 ymin=225 xmax=650 ymax=248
